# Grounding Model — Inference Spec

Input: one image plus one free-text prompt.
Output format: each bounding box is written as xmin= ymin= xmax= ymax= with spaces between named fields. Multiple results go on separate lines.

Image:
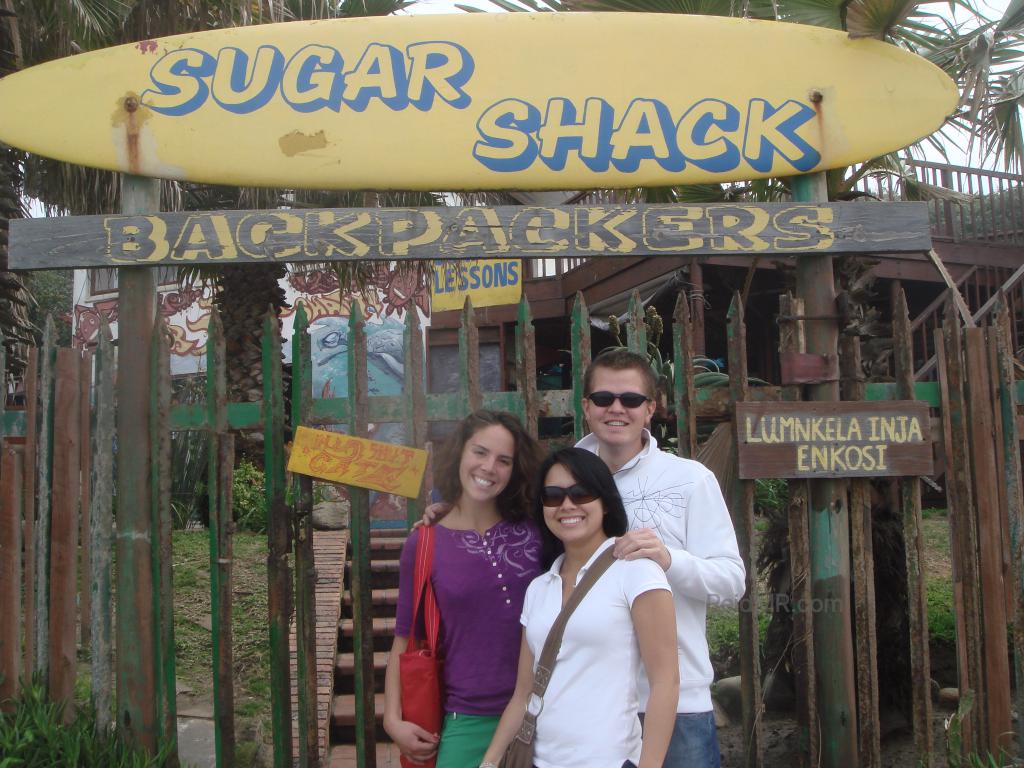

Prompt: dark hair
xmin=583 ymin=348 xmax=658 ymax=400
xmin=532 ymin=447 xmax=628 ymax=566
xmin=434 ymin=410 xmax=543 ymax=522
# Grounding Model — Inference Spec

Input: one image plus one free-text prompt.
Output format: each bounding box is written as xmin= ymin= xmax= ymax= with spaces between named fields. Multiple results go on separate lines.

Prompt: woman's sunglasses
xmin=541 ymin=484 xmax=599 ymax=507
xmin=585 ymin=391 xmax=651 ymax=408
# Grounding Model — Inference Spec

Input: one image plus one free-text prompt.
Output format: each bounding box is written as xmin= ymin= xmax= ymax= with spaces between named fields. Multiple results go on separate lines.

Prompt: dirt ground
xmin=716 ymin=706 xmax=958 ymax=767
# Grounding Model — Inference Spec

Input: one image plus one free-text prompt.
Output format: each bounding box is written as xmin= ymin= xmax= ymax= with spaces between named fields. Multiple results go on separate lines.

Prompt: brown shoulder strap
xmin=530 ymin=546 xmax=617 ymax=697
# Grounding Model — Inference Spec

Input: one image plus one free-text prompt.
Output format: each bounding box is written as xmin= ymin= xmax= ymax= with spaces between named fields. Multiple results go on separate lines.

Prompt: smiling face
xmin=457 ymin=424 xmax=515 ymax=507
xmin=582 ymin=366 xmax=656 ymax=456
xmin=541 ymin=462 xmax=607 ymax=552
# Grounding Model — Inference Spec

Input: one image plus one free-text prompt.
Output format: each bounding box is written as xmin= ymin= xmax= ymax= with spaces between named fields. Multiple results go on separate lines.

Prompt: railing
xmin=524 ymin=161 xmax=1024 ymax=280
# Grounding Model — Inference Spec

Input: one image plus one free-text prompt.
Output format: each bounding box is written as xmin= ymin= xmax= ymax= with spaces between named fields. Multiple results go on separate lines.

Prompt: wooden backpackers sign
xmin=9 ymin=202 xmax=932 ymax=269
xmin=736 ymin=401 xmax=933 ymax=479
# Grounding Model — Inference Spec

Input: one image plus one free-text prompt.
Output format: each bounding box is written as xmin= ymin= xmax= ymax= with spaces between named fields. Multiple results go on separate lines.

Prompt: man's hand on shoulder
xmin=412 ymin=501 xmax=452 ymax=529
xmin=613 ymin=528 xmax=671 ymax=571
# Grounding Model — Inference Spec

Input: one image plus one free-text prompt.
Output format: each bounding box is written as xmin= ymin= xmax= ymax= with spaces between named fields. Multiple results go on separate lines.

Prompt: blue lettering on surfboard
xmin=474 ymin=95 xmax=820 ymax=176
xmin=141 ymin=40 xmax=474 ymax=116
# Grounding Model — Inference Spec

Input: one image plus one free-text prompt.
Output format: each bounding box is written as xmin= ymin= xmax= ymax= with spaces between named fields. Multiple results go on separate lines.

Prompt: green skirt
xmin=436 ymin=712 xmax=501 ymax=768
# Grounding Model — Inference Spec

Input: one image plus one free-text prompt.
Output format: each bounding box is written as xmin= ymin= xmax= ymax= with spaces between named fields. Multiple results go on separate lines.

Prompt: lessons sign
xmin=0 ymin=13 xmax=957 ymax=190
xmin=736 ymin=401 xmax=933 ymax=479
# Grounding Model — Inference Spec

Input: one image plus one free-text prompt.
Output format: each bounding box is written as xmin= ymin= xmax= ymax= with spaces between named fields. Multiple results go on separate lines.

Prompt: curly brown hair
xmin=433 ymin=410 xmax=543 ymax=522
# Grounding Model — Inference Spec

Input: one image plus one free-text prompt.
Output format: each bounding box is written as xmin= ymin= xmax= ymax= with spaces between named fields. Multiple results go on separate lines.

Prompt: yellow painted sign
xmin=431 ymin=259 xmax=522 ymax=311
xmin=0 ymin=14 xmax=957 ymax=190
xmin=287 ymin=426 xmax=427 ymax=498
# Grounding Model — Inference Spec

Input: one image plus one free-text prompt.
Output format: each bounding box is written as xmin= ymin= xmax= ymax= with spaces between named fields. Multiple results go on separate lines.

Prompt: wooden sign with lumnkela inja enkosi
xmin=736 ymin=401 xmax=933 ymax=479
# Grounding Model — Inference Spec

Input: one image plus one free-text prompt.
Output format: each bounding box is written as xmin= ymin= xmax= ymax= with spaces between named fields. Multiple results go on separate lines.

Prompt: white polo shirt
xmin=521 ymin=538 xmax=670 ymax=768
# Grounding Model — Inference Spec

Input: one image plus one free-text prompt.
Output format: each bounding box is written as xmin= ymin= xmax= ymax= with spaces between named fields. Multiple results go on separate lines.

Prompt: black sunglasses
xmin=541 ymin=484 xmax=599 ymax=508
xmin=586 ymin=391 xmax=650 ymax=409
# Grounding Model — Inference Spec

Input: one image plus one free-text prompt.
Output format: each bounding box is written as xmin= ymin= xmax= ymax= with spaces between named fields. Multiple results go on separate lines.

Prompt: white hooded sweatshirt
xmin=576 ymin=429 xmax=746 ymax=713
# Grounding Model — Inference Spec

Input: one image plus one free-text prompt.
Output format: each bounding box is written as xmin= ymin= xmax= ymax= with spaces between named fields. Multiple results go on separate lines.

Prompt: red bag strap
xmin=407 ymin=526 xmax=441 ymax=654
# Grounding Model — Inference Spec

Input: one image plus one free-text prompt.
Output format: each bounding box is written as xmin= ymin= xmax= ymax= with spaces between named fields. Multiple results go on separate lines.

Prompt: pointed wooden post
xmin=936 ymin=301 xmax=985 ymax=754
xmin=404 ymin=308 xmax=428 ymax=527
xmin=778 ymin=294 xmax=817 ymax=768
xmin=893 ymin=289 xmax=933 ymax=766
xmin=263 ymin=308 xmax=294 ymax=768
xmin=91 ymin=326 xmax=115 ymax=730
xmin=993 ymin=302 xmax=1024 ymax=752
xmin=571 ymin=293 xmax=592 ymax=441
xmin=22 ymin=346 xmax=37 ymax=678
xmin=727 ymin=292 xmax=763 ymax=768
xmin=207 ymin=309 xmax=235 ymax=768
xmin=838 ymin=333 xmax=880 ymax=768
xmin=626 ymin=290 xmax=646 ymax=355
xmin=459 ymin=298 xmax=481 ymax=414
xmin=34 ymin=318 xmax=55 ymax=681
xmin=792 ymin=172 xmax=858 ymax=768
xmin=0 ymin=443 xmax=23 ymax=709
xmin=515 ymin=296 xmax=539 ymax=439
xmin=347 ymin=301 xmax=375 ymax=768
xmin=79 ymin=350 xmax=92 ymax=653
xmin=290 ymin=303 xmax=318 ymax=767
xmin=672 ymin=291 xmax=696 ymax=459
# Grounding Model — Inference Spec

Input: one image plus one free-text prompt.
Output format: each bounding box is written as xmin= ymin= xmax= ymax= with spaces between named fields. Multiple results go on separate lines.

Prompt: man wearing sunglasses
xmin=576 ymin=349 xmax=744 ymax=768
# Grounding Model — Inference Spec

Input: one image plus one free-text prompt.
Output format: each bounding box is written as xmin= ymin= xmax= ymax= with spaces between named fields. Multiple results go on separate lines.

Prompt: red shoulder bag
xmin=399 ymin=526 xmax=444 ymax=768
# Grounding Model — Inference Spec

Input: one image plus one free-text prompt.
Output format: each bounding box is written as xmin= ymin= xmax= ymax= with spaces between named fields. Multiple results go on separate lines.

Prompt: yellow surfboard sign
xmin=0 ymin=14 xmax=957 ymax=190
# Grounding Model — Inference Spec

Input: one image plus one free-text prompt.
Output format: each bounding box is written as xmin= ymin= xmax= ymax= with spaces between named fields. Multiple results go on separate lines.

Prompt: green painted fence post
xmin=791 ymin=172 xmax=858 ymax=768
xmin=404 ymin=309 xmax=427 ymax=527
xmin=672 ymin=291 xmax=696 ymax=459
xmin=459 ymin=298 xmax=481 ymax=414
xmin=290 ymin=303 xmax=318 ymax=767
xmin=515 ymin=296 xmax=539 ymax=439
xmin=626 ymin=290 xmax=646 ymax=355
xmin=115 ymin=174 xmax=160 ymax=753
xmin=150 ymin=316 xmax=178 ymax=761
xmin=571 ymin=293 xmax=591 ymax=441
xmin=348 ymin=300 xmax=376 ymax=768
xmin=207 ymin=309 xmax=235 ymax=768
xmin=263 ymin=309 xmax=293 ymax=768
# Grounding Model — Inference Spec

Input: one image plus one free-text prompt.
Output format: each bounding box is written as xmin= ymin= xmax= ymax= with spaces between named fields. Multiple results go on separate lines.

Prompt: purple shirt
xmin=396 ymin=520 xmax=542 ymax=715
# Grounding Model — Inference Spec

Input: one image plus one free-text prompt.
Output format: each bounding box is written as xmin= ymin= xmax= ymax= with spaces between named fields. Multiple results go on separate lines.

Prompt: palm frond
xmin=845 ymin=0 xmax=919 ymax=39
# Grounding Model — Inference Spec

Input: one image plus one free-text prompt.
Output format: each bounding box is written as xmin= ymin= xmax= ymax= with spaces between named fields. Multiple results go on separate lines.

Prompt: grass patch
xmin=173 ymin=531 xmax=272 ymax=747
xmin=927 ymin=578 xmax=957 ymax=647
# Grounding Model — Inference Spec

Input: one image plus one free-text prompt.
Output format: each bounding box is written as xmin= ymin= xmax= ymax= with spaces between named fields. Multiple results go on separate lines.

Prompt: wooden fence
xmin=0 ymin=285 xmax=1022 ymax=768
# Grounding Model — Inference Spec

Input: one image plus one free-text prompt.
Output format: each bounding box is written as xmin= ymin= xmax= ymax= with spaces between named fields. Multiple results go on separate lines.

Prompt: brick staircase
xmin=328 ymin=528 xmax=408 ymax=767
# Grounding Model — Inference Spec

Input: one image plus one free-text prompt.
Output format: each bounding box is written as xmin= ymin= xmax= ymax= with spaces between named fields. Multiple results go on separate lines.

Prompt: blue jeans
xmin=640 ymin=711 xmax=721 ymax=768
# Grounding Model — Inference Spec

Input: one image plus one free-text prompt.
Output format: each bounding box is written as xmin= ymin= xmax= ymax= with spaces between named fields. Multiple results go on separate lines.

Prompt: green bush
xmin=233 ymin=460 xmax=268 ymax=533
xmin=0 ymin=680 xmax=170 ymax=767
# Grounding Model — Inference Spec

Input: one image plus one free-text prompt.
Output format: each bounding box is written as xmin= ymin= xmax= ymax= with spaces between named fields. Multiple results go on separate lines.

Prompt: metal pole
xmin=791 ymin=172 xmax=858 ymax=768
xmin=115 ymin=174 xmax=160 ymax=751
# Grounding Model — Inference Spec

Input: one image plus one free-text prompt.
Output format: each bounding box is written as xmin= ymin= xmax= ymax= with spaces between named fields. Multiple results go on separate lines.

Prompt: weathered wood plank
xmin=626 ymin=290 xmax=646 ymax=355
xmin=515 ymin=296 xmax=539 ymax=440
xmin=404 ymin=308 xmax=428 ymax=526
xmin=838 ymin=335 xmax=880 ymax=768
xmin=778 ymin=294 xmax=817 ymax=768
xmin=49 ymin=348 xmax=81 ymax=720
xmin=936 ymin=307 xmax=985 ymax=754
xmin=994 ymin=303 xmax=1024 ymax=753
xmin=10 ymin=202 xmax=935 ymax=270
xmin=90 ymin=328 xmax=115 ymax=730
xmin=78 ymin=352 xmax=92 ymax=652
xmin=571 ymin=293 xmax=591 ymax=442
xmin=459 ymin=298 xmax=481 ymax=414
xmin=291 ymin=303 xmax=317 ymax=767
xmin=347 ymin=301 xmax=375 ymax=768
xmin=673 ymin=291 xmax=696 ymax=459
xmin=893 ymin=289 xmax=932 ymax=768
xmin=736 ymin=401 xmax=933 ymax=479
xmin=115 ymin=175 xmax=161 ymax=752
xmin=22 ymin=346 xmax=37 ymax=678
xmin=727 ymin=292 xmax=764 ymax=768
xmin=150 ymin=318 xmax=177 ymax=759
xmin=964 ymin=326 xmax=1012 ymax=755
xmin=34 ymin=320 xmax=55 ymax=680
xmin=0 ymin=445 xmax=23 ymax=709
xmin=206 ymin=309 xmax=235 ymax=768
xmin=262 ymin=308 xmax=293 ymax=768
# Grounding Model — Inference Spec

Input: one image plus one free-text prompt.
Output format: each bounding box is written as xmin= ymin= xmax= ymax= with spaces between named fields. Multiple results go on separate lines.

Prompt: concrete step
xmin=331 ymin=693 xmax=385 ymax=727
xmin=338 ymin=616 xmax=395 ymax=638
xmin=343 ymin=588 xmax=399 ymax=608
xmin=335 ymin=651 xmax=389 ymax=676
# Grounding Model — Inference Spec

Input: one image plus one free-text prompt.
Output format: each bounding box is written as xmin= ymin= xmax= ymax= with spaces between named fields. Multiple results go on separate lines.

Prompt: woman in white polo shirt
xmin=479 ymin=448 xmax=679 ymax=768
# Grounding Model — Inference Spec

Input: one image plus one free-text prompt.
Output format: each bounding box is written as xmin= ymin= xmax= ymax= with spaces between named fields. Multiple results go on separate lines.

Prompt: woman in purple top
xmin=384 ymin=410 xmax=543 ymax=768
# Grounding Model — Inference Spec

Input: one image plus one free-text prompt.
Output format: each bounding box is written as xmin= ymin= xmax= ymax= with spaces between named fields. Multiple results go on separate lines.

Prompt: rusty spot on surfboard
xmin=111 ymin=93 xmax=148 ymax=174
xmin=279 ymin=130 xmax=329 ymax=157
